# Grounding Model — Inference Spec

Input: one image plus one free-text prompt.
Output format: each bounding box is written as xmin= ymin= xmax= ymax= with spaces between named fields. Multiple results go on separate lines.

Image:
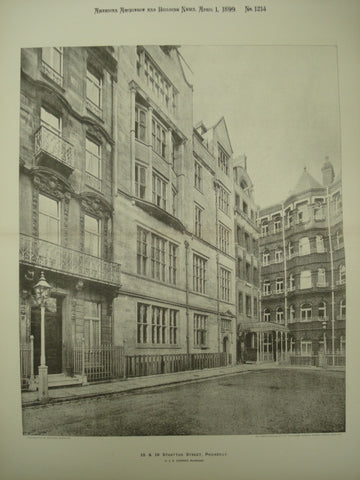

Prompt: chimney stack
xmin=321 ymin=156 xmax=335 ymax=186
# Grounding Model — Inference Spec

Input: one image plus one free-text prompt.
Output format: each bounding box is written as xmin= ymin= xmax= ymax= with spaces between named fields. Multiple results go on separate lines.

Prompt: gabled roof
xmin=288 ymin=167 xmax=323 ymax=197
xmin=210 ymin=116 xmax=233 ymax=155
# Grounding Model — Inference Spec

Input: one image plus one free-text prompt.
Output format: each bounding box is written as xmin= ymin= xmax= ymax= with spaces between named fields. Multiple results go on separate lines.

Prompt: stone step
xmin=48 ymin=374 xmax=83 ymax=388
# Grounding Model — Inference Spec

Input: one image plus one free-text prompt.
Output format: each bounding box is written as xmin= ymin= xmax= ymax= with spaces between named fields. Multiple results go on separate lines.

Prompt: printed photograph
xmin=19 ymin=45 xmax=345 ymax=436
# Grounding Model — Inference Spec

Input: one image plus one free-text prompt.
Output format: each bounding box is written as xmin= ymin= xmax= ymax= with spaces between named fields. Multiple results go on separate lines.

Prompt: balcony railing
xmin=20 ymin=234 xmax=121 ymax=286
xmin=34 ymin=126 xmax=74 ymax=171
xmin=41 ymin=60 xmax=63 ymax=87
xmin=336 ymin=279 xmax=346 ymax=286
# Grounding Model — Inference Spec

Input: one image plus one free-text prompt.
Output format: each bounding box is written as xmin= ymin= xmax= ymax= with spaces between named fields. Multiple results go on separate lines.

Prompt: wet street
xmin=22 ymin=369 xmax=345 ymax=436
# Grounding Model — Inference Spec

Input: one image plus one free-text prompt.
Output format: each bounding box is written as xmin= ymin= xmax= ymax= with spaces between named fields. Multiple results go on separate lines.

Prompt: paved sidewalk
xmin=22 ymin=363 xmax=278 ymax=407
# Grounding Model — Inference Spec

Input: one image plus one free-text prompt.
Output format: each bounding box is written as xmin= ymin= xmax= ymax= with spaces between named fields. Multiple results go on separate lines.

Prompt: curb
xmin=22 ymin=367 xmax=258 ymax=408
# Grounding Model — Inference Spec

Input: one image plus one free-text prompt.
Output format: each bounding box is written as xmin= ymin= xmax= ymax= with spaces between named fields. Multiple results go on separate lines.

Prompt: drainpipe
xmin=214 ymin=181 xmax=221 ymax=353
xmin=112 ymin=78 xmax=118 ymax=198
xmin=326 ymin=187 xmax=335 ymax=366
xmin=184 ymin=240 xmax=190 ymax=354
xmin=281 ymin=203 xmax=288 ymax=359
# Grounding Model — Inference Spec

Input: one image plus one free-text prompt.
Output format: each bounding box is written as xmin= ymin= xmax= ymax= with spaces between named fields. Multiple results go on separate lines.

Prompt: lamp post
xmin=34 ymin=271 xmax=51 ymax=402
xmin=322 ymin=320 xmax=327 ymax=355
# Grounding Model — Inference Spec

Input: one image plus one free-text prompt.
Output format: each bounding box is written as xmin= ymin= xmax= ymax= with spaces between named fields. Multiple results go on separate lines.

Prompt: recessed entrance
xmin=31 ymin=296 xmax=63 ymax=374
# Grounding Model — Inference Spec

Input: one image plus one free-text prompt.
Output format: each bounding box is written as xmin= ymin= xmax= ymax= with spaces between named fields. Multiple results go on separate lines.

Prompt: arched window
xmin=318 ymin=301 xmax=326 ymax=319
xmin=276 ymin=307 xmax=284 ymax=323
xmin=300 ymin=270 xmax=312 ymax=289
xmin=289 ymin=305 xmax=295 ymax=323
xmin=339 ymin=265 xmax=346 ymax=284
xmin=300 ymin=303 xmax=312 ymax=322
xmin=317 ymin=268 xmax=326 ymax=287
xmin=299 ymin=237 xmax=310 ymax=255
xmin=316 ymin=235 xmax=324 ymax=253
xmin=340 ymin=299 xmax=346 ymax=319
xmin=263 ymin=308 xmax=271 ymax=322
xmin=262 ymin=250 xmax=270 ymax=266
xmin=289 ymin=274 xmax=295 ymax=291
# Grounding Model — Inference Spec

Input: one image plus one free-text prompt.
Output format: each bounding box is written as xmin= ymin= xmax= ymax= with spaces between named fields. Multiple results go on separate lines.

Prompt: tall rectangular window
xmin=276 ymin=278 xmax=284 ymax=293
xmin=218 ymin=223 xmax=230 ymax=254
xmin=238 ymin=291 xmax=243 ymax=313
xmin=193 ymin=254 xmax=206 ymax=293
xmin=246 ymin=295 xmax=252 ymax=316
xmin=194 ymin=161 xmax=202 ymax=191
xmin=151 ymin=234 xmax=166 ymax=282
xmin=218 ymin=186 xmax=230 ymax=214
xmin=86 ymin=68 xmax=102 ymax=110
xmin=169 ymin=310 xmax=178 ymax=345
xmin=137 ymin=227 xmax=148 ymax=276
xmin=85 ymin=138 xmax=101 ymax=191
xmin=263 ymin=280 xmax=271 ymax=295
xmin=40 ymin=106 xmax=61 ymax=135
xmin=194 ymin=314 xmax=207 ymax=347
xmin=152 ymin=118 xmax=166 ymax=158
xmin=152 ymin=172 xmax=167 ymax=210
xmin=41 ymin=47 xmax=63 ymax=85
xmin=137 ymin=303 xmax=148 ymax=344
xmin=38 ymin=194 xmax=60 ymax=244
xmin=135 ymin=106 xmax=146 ymax=142
xmin=84 ymin=215 xmax=101 ymax=257
xmin=168 ymin=242 xmax=177 ymax=285
xmin=84 ymin=301 xmax=101 ymax=348
xmin=135 ymin=164 xmax=146 ymax=199
xmin=220 ymin=267 xmax=231 ymax=302
xmin=194 ymin=205 xmax=203 ymax=238
xmin=218 ymin=143 xmax=229 ymax=175
xmin=300 ymin=270 xmax=312 ymax=289
xmin=151 ymin=306 xmax=167 ymax=344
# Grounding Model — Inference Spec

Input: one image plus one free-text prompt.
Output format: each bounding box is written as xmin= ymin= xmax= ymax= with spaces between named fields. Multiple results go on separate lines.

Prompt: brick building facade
xmin=258 ymin=161 xmax=345 ymax=360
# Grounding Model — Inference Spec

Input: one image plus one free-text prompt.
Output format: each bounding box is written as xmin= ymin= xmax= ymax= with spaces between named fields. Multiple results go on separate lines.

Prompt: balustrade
xmin=20 ymin=234 xmax=121 ymax=285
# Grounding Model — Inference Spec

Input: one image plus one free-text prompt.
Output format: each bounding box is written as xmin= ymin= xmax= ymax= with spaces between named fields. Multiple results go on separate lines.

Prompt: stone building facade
xmin=258 ymin=160 xmax=345 ymax=359
xmin=19 ymin=45 xmax=237 ymax=386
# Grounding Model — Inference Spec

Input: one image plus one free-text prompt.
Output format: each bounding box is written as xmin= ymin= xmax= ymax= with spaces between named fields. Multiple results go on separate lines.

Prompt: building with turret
xmin=258 ymin=160 xmax=345 ymax=361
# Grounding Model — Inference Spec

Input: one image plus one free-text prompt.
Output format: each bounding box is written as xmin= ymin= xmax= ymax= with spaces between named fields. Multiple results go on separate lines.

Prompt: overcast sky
xmin=181 ymin=46 xmax=341 ymax=209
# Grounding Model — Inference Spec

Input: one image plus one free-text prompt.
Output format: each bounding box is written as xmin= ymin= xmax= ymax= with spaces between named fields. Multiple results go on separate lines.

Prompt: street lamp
xmin=322 ymin=320 xmax=327 ymax=356
xmin=34 ymin=271 xmax=51 ymax=402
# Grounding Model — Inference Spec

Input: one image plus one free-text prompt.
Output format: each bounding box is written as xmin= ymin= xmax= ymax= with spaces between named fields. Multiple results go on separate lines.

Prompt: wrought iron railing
xmin=125 ymin=352 xmax=231 ymax=377
xmin=289 ymin=355 xmax=319 ymax=367
xmin=20 ymin=336 xmax=34 ymax=390
xmin=34 ymin=126 xmax=74 ymax=168
xmin=20 ymin=234 xmax=121 ymax=285
xmin=73 ymin=342 xmax=125 ymax=382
